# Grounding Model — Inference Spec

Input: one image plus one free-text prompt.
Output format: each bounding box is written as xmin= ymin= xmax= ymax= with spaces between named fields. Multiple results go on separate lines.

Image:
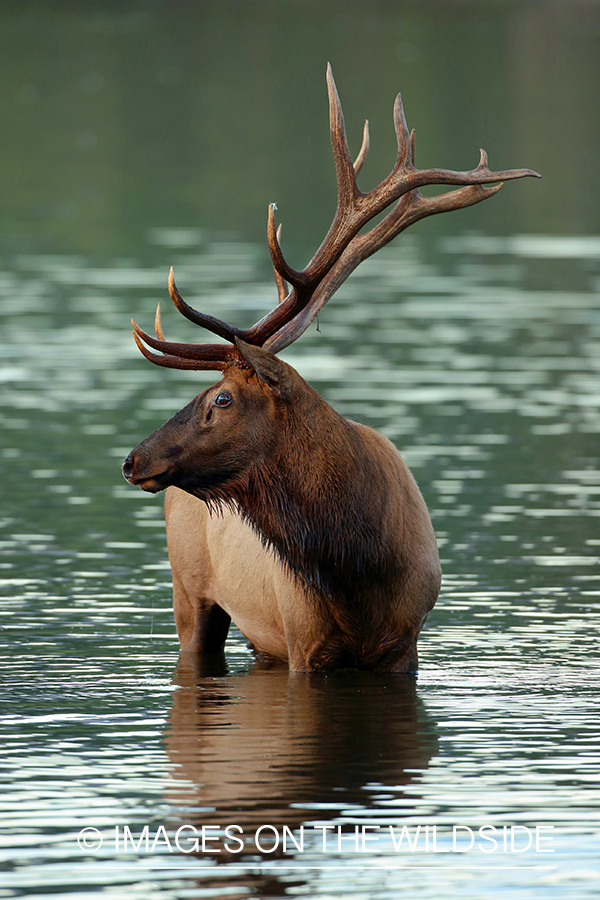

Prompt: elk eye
xmin=214 ymin=391 xmax=233 ymax=408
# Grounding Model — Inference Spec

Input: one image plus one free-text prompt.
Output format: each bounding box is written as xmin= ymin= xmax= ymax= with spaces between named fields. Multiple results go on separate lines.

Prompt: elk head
xmin=123 ymin=64 xmax=539 ymax=500
xmin=122 ymin=337 xmax=313 ymax=505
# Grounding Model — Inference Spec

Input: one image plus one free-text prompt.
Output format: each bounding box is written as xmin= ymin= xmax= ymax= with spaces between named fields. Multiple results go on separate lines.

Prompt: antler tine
xmin=403 ymin=154 xmax=540 ymax=192
xmin=326 ymin=62 xmax=360 ymax=208
xmin=131 ymin=317 xmax=234 ymax=371
xmin=272 ymin=222 xmax=290 ymax=304
xmin=132 ymin=329 xmax=230 ymax=371
xmin=393 ymin=93 xmax=412 ymax=171
xmin=131 ymin=267 xmax=246 ymax=369
xmin=154 ymin=302 xmax=165 ymax=340
xmin=167 ymin=267 xmax=243 ymax=343
xmin=353 ymin=119 xmax=370 ymax=176
xmin=267 ymin=204 xmax=305 ymax=291
xmin=234 ymin=205 xmax=307 ymax=345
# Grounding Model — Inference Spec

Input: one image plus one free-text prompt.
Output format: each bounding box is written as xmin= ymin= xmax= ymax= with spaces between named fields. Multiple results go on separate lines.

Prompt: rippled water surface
xmin=1 ymin=228 xmax=599 ymax=899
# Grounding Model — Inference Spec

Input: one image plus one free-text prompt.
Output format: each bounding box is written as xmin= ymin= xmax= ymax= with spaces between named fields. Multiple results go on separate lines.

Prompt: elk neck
xmin=224 ymin=384 xmax=405 ymax=607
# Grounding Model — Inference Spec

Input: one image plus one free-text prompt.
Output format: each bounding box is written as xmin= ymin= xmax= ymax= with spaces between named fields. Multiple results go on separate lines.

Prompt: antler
xmin=131 ymin=268 xmax=241 ymax=371
xmin=132 ymin=64 xmax=540 ymax=369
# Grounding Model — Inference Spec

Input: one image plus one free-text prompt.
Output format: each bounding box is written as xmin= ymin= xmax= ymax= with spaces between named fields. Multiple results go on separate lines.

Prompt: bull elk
xmin=123 ymin=65 xmax=539 ymax=673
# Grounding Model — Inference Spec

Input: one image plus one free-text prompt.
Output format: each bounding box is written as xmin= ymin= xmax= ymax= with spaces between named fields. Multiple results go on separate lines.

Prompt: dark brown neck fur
xmin=229 ymin=391 xmax=405 ymax=607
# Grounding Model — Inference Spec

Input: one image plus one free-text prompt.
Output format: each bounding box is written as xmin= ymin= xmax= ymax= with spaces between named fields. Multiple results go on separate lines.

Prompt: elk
xmin=123 ymin=65 xmax=539 ymax=673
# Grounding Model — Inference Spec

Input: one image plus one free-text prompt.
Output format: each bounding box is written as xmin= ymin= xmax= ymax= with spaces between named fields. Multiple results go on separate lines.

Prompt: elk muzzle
xmin=122 ymin=445 xmax=175 ymax=493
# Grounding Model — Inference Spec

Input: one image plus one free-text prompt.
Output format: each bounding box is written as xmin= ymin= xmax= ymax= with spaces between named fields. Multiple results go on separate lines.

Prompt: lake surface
xmin=1 ymin=3 xmax=600 ymax=899
xmin=2 ymin=229 xmax=599 ymax=899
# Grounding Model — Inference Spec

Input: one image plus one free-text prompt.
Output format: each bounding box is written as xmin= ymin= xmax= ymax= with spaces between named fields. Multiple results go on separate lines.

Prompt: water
xmin=2 ymin=3 xmax=600 ymax=898
xmin=1 ymin=229 xmax=599 ymax=899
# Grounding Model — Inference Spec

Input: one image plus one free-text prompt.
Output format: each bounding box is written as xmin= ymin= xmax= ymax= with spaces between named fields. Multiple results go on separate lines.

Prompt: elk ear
xmin=235 ymin=338 xmax=296 ymax=400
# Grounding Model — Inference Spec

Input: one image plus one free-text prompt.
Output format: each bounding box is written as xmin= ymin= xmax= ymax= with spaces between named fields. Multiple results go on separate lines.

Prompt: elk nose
xmin=122 ymin=452 xmax=136 ymax=481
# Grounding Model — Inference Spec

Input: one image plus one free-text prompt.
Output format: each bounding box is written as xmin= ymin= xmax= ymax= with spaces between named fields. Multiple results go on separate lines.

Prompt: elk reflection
xmin=162 ymin=653 xmax=438 ymax=884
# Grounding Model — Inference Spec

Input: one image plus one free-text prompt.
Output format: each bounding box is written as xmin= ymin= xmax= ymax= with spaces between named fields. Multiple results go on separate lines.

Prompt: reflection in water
xmin=160 ymin=657 xmax=437 ymax=896
xmin=165 ymin=656 xmax=437 ymax=854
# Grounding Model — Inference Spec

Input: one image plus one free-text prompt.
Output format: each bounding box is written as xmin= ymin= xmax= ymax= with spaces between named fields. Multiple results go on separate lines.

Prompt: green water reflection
xmin=1 ymin=2 xmax=600 ymax=899
xmin=1 ymin=0 xmax=599 ymax=257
